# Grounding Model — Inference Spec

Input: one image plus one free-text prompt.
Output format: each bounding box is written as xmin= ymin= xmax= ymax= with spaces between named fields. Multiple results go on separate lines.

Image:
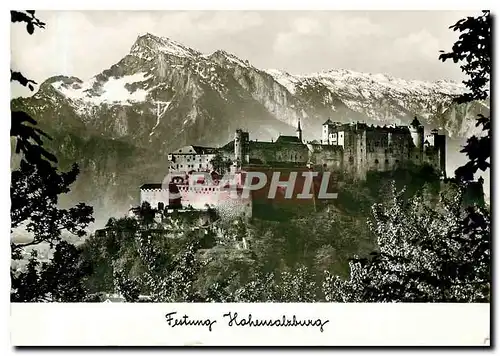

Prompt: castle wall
xmin=248 ymin=142 xmax=309 ymax=165
xmin=163 ymin=122 xmax=446 ymax=205
xmin=140 ymin=189 xmax=170 ymax=210
xmin=423 ymin=146 xmax=440 ymax=170
xmin=307 ymin=144 xmax=343 ymax=170
xmin=140 ymin=185 xmax=252 ymax=219
xmin=341 ymin=127 xmax=365 ymax=180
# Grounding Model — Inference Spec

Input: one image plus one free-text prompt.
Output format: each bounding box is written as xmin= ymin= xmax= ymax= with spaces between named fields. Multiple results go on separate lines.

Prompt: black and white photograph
xmin=8 ymin=7 xmax=491 ymax=346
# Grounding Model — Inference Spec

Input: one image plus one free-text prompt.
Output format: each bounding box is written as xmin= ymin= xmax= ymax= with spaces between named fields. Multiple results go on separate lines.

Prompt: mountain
xmin=11 ymin=33 xmax=490 ymax=226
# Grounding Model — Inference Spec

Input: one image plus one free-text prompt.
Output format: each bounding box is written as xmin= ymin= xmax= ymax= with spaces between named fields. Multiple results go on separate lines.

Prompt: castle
xmin=140 ymin=117 xmax=446 ymax=217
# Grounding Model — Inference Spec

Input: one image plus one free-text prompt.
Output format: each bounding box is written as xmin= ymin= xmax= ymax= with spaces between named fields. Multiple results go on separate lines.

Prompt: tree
xmin=323 ymin=12 xmax=492 ymax=303
xmin=210 ymin=151 xmax=232 ymax=175
xmin=136 ymin=201 xmax=157 ymax=229
xmin=134 ymin=228 xmax=209 ymax=302
xmin=439 ymin=10 xmax=491 ymax=181
xmin=323 ymin=183 xmax=490 ymax=302
xmin=10 ymin=11 xmax=94 ymax=301
xmin=11 ymin=241 xmax=91 ymax=302
xmin=113 ymin=267 xmax=141 ymax=302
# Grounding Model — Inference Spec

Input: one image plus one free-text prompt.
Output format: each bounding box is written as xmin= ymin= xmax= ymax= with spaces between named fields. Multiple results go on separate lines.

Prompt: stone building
xmin=318 ymin=117 xmax=446 ymax=180
xmin=141 ymin=117 xmax=446 ymax=215
xmin=167 ymin=145 xmax=217 ymax=172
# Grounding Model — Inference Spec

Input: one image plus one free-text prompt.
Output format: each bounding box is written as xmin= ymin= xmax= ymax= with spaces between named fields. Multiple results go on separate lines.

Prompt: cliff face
xmin=11 ymin=33 xmax=489 ymax=225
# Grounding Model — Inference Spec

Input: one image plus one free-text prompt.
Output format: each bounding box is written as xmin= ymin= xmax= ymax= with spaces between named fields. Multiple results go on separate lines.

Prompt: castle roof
xmin=220 ymin=140 xmax=234 ymax=152
xmin=410 ymin=117 xmax=421 ymax=127
xmin=171 ymin=145 xmax=216 ymax=155
xmin=323 ymin=118 xmax=333 ymax=126
xmin=191 ymin=146 xmax=216 ymax=154
xmin=140 ymin=183 xmax=162 ymax=190
xmin=275 ymin=135 xmax=302 ymax=144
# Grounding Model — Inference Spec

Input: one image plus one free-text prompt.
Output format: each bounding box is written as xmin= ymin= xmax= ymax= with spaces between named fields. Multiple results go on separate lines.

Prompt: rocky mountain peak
xmin=130 ymin=33 xmax=201 ymax=60
xmin=207 ymin=49 xmax=251 ymax=68
xmin=11 ymin=33 xmax=490 ymax=223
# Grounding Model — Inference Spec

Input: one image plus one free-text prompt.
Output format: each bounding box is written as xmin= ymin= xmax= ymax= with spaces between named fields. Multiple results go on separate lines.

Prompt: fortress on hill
xmin=140 ymin=117 xmax=446 ymax=218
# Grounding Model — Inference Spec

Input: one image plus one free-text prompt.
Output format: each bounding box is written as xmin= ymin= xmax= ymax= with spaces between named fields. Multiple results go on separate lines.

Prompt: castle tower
xmin=234 ymin=129 xmax=249 ymax=169
xmin=432 ymin=128 xmax=446 ymax=177
xmin=322 ymin=118 xmax=333 ymax=144
xmin=296 ymin=118 xmax=303 ymax=142
xmin=410 ymin=117 xmax=424 ymax=149
xmin=409 ymin=117 xmax=424 ymax=162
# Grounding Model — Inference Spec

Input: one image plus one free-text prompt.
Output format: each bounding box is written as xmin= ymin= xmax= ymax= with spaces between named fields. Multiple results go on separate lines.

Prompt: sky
xmin=10 ymin=10 xmax=478 ymax=98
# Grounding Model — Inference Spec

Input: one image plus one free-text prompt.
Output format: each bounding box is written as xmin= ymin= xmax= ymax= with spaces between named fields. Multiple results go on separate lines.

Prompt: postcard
xmin=9 ymin=8 xmax=491 ymax=346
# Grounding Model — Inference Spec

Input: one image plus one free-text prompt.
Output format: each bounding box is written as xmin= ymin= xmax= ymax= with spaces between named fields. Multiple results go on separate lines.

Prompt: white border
xmin=10 ymin=303 xmax=491 ymax=346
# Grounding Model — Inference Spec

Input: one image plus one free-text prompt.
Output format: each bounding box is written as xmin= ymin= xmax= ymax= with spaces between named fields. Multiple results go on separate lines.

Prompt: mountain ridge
xmin=11 ymin=33 xmax=490 ymax=226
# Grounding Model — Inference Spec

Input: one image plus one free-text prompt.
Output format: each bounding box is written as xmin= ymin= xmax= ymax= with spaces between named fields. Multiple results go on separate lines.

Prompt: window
xmin=416 ymin=155 xmax=419 ymax=159
xmin=349 ymin=156 xmax=354 ymax=164
xmin=384 ymin=159 xmax=389 ymax=164
xmin=375 ymin=159 xmax=379 ymax=164
xmin=396 ymin=160 xmax=399 ymax=164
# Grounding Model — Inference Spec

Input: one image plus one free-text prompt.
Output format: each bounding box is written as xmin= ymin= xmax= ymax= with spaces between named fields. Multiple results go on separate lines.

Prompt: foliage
xmin=113 ymin=267 xmax=141 ymax=302
xmin=11 ymin=241 xmax=91 ymax=302
xmin=11 ymin=161 xmax=93 ymax=258
xmin=10 ymin=11 xmax=94 ymax=302
xmin=323 ymin=183 xmax=490 ymax=302
xmin=439 ymin=10 xmax=491 ymax=181
xmin=133 ymin=228 xmax=210 ymax=302
xmin=209 ymin=151 xmax=232 ymax=175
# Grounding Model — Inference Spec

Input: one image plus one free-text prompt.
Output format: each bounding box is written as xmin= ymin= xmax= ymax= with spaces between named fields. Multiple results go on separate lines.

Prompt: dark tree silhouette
xmin=137 ymin=201 xmax=157 ymax=228
xmin=10 ymin=11 xmax=46 ymax=90
xmin=11 ymin=11 xmax=94 ymax=302
xmin=210 ymin=151 xmax=232 ymax=175
xmin=439 ymin=10 xmax=491 ymax=181
xmin=11 ymin=241 xmax=91 ymax=302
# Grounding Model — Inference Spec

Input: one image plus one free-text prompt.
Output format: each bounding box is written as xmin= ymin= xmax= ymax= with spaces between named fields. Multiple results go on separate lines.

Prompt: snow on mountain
xmin=265 ymin=69 xmax=302 ymax=94
xmin=264 ymin=68 xmax=469 ymax=124
xmin=40 ymin=33 xmax=479 ymax=137
xmin=207 ymin=50 xmax=252 ymax=69
xmin=150 ymin=101 xmax=171 ymax=137
xmin=11 ymin=32 xmax=489 ymax=226
xmin=266 ymin=68 xmax=465 ymax=98
xmin=51 ymin=72 xmax=151 ymax=106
